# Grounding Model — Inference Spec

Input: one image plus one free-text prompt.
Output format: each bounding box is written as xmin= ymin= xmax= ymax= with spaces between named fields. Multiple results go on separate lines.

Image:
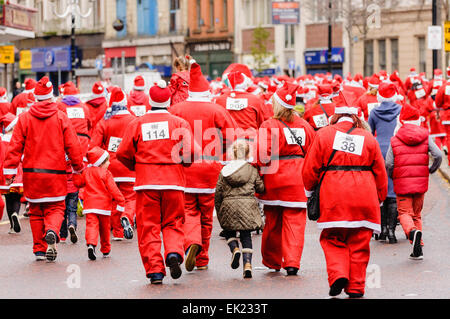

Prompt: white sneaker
xmin=11 ymin=212 xmax=21 ymax=233
xmin=112 ymin=237 xmax=124 ymax=241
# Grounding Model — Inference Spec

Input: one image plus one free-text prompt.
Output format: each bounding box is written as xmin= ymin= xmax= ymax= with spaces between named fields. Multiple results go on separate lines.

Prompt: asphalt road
xmin=0 ymin=172 xmax=448 ymax=300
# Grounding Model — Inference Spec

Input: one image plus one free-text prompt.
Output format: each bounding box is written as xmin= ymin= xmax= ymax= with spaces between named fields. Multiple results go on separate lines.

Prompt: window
xmin=223 ymin=0 xmax=228 ymax=29
xmin=391 ymin=38 xmax=399 ymax=72
xmin=169 ymin=0 xmax=180 ymax=32
xmin=285 ymin=25 xmax=295 ymax=49
xmin=418 ymin=37 xmax=426 ymax=74
xmin=311 ymin=0 xmax=343 ymax=23
xmin=244 ymin=0 xmax=271 ymax=27
xmin=197 ymin=0 xmax=202 ymax=29
xmin=209 ymin=0 xmax=214 ymax=29
xmin=364 ymin=40 xmax=374 ymax=77
xmin=378 ymin=39 xmax=386 ymax=71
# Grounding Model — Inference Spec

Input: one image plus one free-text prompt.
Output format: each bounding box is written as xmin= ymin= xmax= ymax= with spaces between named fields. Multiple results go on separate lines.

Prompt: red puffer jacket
xmin=391 ymin=124 xmax=429 ymax=195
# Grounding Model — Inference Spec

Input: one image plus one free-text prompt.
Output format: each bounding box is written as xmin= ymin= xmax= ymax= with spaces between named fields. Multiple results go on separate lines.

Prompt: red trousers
xmin=111 ymin=182 xmax=136 ymax=238
xmin=85 ymin=213 xmax=111 ymax=254
xmin=445 ymin=124 xmax=450 ymax=163
xmin=29 ymin=201 xmax=65 ymax=254
xmin=320 ymin=227 xmax=373 ymax=295
xmin=261 ymin=206 xmax=306 ymax=270
xmin=397 ymin=193 xmax=425 ymax=244
xmin=135 ymin=190 xmax=185 ymax=276
xmin=183 ymin=193 xmax=215 ymax=267
xmin=0 ymin=196 xmax=4 ymax=220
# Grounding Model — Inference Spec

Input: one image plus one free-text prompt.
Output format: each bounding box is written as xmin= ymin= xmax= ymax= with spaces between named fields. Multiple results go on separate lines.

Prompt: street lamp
xmin=51 ymin=0 xmax=93 ymax=82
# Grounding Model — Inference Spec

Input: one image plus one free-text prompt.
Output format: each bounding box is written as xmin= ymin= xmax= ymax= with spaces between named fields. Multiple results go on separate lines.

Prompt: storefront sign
xmin=0 ymin=45 xmax=15 ymax=64
xmin=31 ymin=46 xmax=72 ymax=72
xmin=272 ymin=1 xmax=300 ymax=25
xmin=191 ymin=41 xmax=231 ymax=53
xmin=304 ymin=48 xmax=345 ymax=65
xmin=19 ymin=50 xmax=32 ymax=69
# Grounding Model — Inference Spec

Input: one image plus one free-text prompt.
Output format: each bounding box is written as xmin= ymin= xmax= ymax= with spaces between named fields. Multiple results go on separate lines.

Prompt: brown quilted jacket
xmin=215 ymin=160 xmax=265 ymax=231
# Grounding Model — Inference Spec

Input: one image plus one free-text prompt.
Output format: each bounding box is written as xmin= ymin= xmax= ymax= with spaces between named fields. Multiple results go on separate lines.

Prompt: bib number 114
xmin=141 ymin=121 xmax=170 ymax=141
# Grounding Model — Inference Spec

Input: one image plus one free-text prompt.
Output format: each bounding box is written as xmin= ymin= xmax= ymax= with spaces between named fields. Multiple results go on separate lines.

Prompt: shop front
xmin=304 ymin=47 xmax=345 ymax=77
xmin=188 ymin=40 xmax=233 ymax=80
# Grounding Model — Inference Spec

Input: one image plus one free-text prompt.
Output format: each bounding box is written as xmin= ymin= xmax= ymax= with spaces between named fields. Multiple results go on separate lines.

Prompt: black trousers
xmin=223 ymin=230 xmax=253 ymax=249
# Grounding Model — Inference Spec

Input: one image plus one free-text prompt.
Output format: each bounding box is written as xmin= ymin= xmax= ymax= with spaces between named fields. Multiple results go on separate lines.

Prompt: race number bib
xmin=332 ymin=131 xmax=365 ymax=156
xmin=108 ymin=136 xmax=122 ymax=152
xmin=141 ymin=121 xmax=169 ymax=142
xmin=66 ymin=107 xmax=85 ymax=119
xmin=415 ymin=89 xmax=426 ymax=99
xmin=226 ymin=97 xmax=248 ymax=111
xmin=1 ymin=134 xmax=11 ymax=142
xmin=445 ymin=86 xmax=450 ymax=95
xmin=16 ymin=107 xmax=27 ymax=116
xmin=130 ymin=105 xmax=146 ymax=117
xmin=283 ymin=127 xmax=305 ymax=146
xmin=312 ymin=114 xmax=328 ymax=128
xmin=367 ymin=102 xmax=379 ymax=115
xmin=434 ymin=80 xmax=442 ymax=87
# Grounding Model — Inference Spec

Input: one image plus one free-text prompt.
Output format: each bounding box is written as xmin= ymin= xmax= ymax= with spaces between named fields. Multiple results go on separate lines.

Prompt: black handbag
xmin=307 ymin=127 xmax=355 ymax=221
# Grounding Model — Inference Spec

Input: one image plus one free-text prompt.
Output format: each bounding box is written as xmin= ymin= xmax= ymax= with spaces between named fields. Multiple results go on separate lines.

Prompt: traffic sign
xmin=444 ymin=21 xmax=450 ymax=52
xmin=0 ymin=45 xmax=15 ymax=64
xmin=95 ymin=58 xmax=103 ymax=70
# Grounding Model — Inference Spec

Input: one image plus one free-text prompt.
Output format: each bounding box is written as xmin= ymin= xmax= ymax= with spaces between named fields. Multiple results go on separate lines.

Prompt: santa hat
xmin=23 ymin=78 xmax=36 ymax=92
xmin=377 ymin=82 xmax=398 ymax=103
xmin=87 ymin=146 xmax=109 ymax=167
xmin=447 ymin=66 xmax=450 ymax=78
xmin=90 ymin=81 xmax=105 ymax=99
xmin=368 ymin=75 xmax=381 ymax=88
xmin=58 ymin=84 xmax=65 ymax=96
xmin=26 ymin=92 xmax=35 ymax=107
xmin=34 ymin=76 xmax=54 ymax=100
xmin=272 ymin=82 xmax=299 ymax=109
xmin=399 ymin=103 xmax=420 ymax=124
xmin=226 ymin=71 xmax=251 ymax=93
xmin=0 ymin=87 xmax=7 ymax=102
xmin=334 ymin=91 xmax=359 ymax=115
xmin=1 ymin=113 xmax=18 ymax=133
xmin=434 ymin=69 xmax=443 ymax=79
xmin=149 ymin=80 xmax=171 ymax=108
xmin=62 ymin=81 xmax=79 ymax=97
xmin=108 ymin=86 xmax=127 ymax=107
xmin=187 ymin=57 xmax=211 ymax=100
xmin=133 ymin=76 xmax=145 ymax=91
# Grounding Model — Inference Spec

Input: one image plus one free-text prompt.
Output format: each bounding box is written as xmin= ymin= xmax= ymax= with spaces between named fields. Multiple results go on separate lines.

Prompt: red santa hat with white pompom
xmin=149 ymin=80 xmax=171 ymax=108
xmin=272 ymin=81 xmax=299 ymax=109
xmin=34 ymin=76 xmax=54 ymax=100
xmin=91 ymin=81 xmax=105 ymax=99
xmin=187 ymin=56 xmax=211 ymax=100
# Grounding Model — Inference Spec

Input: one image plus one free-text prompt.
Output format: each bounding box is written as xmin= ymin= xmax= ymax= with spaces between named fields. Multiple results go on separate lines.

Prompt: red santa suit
xmin=302 ymin=102 xmax=388 ymax=297
xmin=0 ymin=88 xmax=11 ymax=117
xmin=408 ymin=85 xmax=434 ymax=130
xmin=257 ymin=82 xmax=316 ymax=273
xmin=169 ymin=60 xmax=238 ymax=270
xmin=10 ymin=78 xmax=36 ymax=117
xmin=57 ymin=82 xmax=92 ymax=160
xmin=3 ymin=77 xmax=84 ymax=258
xmin=169 ymin=70 xmax=190 ymax=106
xmin=435 ymin=69 xmax=450 ymax=160
xmin=127 ymin=75 xmax=151 ymax=117
xmin=214 ymin=71 xmax=265 ymax=131
xmin=74 ymin=147 xmax=126 ymax=255
xmin=356 ymin=75 xmax=380 ymax=121
xmin=85 ymin=81 xmax=108 ymax=132
xmin=303 ymin=84 xmax=336 ymax=130
xmin=90 ymin=87 xmax=137 ymax=239
xmin=116 ymin=80 xmax=196 ymax=280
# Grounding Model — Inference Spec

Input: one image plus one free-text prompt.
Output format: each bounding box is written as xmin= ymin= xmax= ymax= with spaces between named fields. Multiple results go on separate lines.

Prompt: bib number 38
xmin=332 ymin=131 xmax=365 ymax=156
xmin=141 ymin=121 xmax=170 ymax=141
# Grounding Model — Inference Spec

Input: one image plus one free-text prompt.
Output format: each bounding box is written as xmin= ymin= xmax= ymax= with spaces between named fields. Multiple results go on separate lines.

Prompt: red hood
xmin=128 ymin=91 xmax=149 ymax=105
xmin=86 ymin=96 xmax=106 ymax=108
xmin=29 ymin=100 xmax=58 ymax=119
xmin=396 ymin=123 xmax=428 ymax=146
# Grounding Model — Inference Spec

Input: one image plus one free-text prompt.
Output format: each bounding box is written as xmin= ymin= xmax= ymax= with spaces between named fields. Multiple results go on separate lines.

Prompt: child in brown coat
xmin=215 ymin=140 xmax=264 ymax=278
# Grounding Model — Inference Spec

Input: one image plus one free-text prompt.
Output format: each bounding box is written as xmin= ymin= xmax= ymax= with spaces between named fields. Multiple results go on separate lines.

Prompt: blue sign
xmin=272 ymin=1 xmax=300 ymax=25
xmin=31 ymin=46 xmax=72 ymax=72
xmin=252 ymin=68 xmax=276 ymax=77
xmin=304 ymin=47 xmax=345 ymax=65
xmin=288 ymin=59 xmax=295 ymax=70
xmin=95 ymin=58 xmax=103 ymax=70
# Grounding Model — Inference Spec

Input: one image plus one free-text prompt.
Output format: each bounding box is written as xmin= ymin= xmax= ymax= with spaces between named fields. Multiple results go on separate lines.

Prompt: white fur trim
xmin=184 ymin=187 xmax=216 ymax=194
xmin=3 ymin=168 xmax=17 ymax=175
xmin=133 ymin=185 xmax=185 ymax=191
xmin=133 ymin=86 xmax=145 ymax=91
xmin=258 ymin=199 xmax=307 ymax=208
xmin=35 ymin=92 xmax=54 ymax=100
xmin=377 ymin=92 xmax=398 ymax=103
xmin=116 ymin=205 xmax=125 ymax=212
xmin=83 ymin=209 xmax=111 ymax=216
xmin=402 ymin=119 xmax=422 ymax=126
xmin=442 ymin=121 xmax=450 ymax=125
xmin=5 ymin=117 xmax=19 ymax=132
xmin=93 ymin=151 xmax=109 ymax=167
xmin=188 ymin=90 xmax=212 ymax=99
xmin=113 ymin=177 xmax=136 ymax=183
xmin=334 ymin=106 xmax=358 ymax=115
xmin=430 ymin=133 xmax=447 ymax=137
xmin=273 ymin=92 xmax=294 ymax=109
xmin=25 ymin=196 xmax=66 ymax=203
xmin=156 ymin=80 xmax=167 ymax=88
xmin=149 ymin=97 xmax=170 ymax=108
xmin=317 ymin=220 xmax=381 ymax=234
xmin=304 ymin=188 xmax=314 ymax=198
xmin=221 ymin=160 xmax=247 ymax=177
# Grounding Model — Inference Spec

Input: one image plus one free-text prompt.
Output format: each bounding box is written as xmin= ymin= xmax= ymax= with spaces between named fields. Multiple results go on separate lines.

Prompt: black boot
xmin=242 ymin=248 xmax=253 ymax=278
xmin=387 ymin=198 xmax=398 ymax=244
xmin=379 ymin=205 xmax=388 ymax=241
xmin=227 ymin=237 xmax=241 ymax=269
